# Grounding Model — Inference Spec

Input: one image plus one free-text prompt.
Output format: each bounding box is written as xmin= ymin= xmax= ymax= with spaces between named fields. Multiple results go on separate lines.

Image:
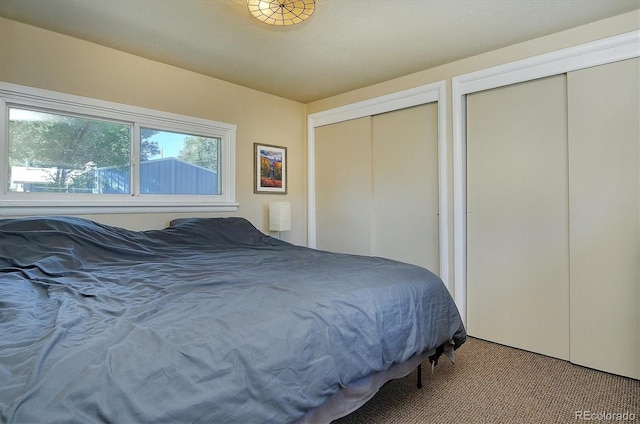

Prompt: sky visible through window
xmin=146 ymin=131 xmax=185 ymax=160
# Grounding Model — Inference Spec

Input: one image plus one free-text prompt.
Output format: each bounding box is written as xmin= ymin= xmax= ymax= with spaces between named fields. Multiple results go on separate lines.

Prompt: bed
xmin=0 ymin=216 xmax=466 ymax=423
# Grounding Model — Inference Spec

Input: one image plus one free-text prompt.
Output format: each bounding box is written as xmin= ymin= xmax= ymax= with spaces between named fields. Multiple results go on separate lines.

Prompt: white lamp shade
xmin=269 ymin=201 xmax=291 ymax=232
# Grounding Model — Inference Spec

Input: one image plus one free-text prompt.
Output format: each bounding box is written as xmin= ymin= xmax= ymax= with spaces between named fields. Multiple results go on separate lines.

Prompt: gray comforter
xmin=0 ymin=216 xmax=465 ymax=423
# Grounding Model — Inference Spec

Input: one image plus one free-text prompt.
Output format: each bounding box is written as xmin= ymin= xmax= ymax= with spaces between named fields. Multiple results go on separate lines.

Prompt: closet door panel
xmin=372 ymin=103 xmax=439 ymax=272
xmin=568 ymin=58 xmax=640 ymax=379
xmin=466 ymin=75 xmax=570 ymax=360
xmin=315 ymin=117 xmax=373 ymax=255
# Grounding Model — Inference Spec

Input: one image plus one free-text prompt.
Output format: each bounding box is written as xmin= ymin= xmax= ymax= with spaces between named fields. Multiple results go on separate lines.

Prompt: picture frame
xmin=254 ymin=143 xmax=287 ymax=194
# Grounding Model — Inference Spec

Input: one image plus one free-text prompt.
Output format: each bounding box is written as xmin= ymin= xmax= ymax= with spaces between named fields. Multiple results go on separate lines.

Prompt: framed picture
xmin=254 ymin=143 xmax=287 ymax=194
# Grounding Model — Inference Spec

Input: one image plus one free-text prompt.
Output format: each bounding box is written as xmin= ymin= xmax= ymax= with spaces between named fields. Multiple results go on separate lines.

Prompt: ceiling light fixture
xmin=247 ymin=0 xmax=315 ymax=26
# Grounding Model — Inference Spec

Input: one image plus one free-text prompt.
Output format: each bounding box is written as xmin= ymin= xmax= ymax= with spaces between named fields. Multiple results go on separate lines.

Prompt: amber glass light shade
xmin=247 ymin=0 xmax=315 ymax=26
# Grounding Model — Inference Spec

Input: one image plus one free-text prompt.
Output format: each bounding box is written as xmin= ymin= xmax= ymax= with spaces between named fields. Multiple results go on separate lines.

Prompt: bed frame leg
xmin=416 ymin=363 xmax=423 ymax=389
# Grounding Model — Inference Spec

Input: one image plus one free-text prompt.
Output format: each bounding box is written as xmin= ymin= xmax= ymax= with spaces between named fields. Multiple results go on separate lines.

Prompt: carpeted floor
xmin=333 ymin=337 xmax=639 ymax=423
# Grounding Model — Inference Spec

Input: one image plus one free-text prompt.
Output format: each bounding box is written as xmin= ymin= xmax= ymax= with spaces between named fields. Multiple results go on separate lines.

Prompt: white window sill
xmin=0 ymin=198 xmax=239 ymax=216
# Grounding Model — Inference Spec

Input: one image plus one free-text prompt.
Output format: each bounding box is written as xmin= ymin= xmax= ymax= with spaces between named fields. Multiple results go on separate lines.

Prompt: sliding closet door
xmin=466 ymin=75 xmax=570 ymax=360
xmin=315 ymin=117 xmax=372 ymax=255
xmin=314 ymin=104 xmax=439 ymax=269
xmin=371 ymin=103 xmax=439 ymax=271
xmin=568 ymin=58 xmax=639 ymax=379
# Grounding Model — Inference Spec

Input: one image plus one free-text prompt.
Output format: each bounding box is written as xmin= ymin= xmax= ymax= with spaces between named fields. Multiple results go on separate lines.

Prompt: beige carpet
xmin=334 ymin=337 xmax=639 ymax=423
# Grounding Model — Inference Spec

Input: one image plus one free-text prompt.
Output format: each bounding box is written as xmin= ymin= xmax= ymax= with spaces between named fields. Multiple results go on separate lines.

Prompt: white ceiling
xmin=0 ymin=0 xmax=638 ymax=103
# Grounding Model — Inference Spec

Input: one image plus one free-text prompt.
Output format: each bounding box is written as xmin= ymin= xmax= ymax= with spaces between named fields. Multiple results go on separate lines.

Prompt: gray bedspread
xmin=0 ymin=216 xmax=465 ymax=423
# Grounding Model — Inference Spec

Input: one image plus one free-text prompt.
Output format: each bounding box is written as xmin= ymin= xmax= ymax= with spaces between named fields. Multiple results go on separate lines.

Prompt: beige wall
xmin=0 ymin=17 xmax=307 ymax=245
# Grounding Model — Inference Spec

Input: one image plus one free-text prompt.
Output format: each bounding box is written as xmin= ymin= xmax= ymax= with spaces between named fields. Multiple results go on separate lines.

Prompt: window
xmin=9 ymin=108 xmax=132 ymax=194
xmin=0 ymin=82 xmax=237 ymax=215
xmin=138 ymin=129 xmax=221 ymax=195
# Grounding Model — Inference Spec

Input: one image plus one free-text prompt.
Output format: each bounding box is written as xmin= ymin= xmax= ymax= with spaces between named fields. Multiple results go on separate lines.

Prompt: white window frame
xmin=0 ymin=82 xmax=237 ymax=216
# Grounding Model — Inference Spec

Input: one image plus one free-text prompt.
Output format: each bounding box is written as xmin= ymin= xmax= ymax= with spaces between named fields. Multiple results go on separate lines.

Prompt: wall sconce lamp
xmin=269 ymin=201 xmax=291 ymax=239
